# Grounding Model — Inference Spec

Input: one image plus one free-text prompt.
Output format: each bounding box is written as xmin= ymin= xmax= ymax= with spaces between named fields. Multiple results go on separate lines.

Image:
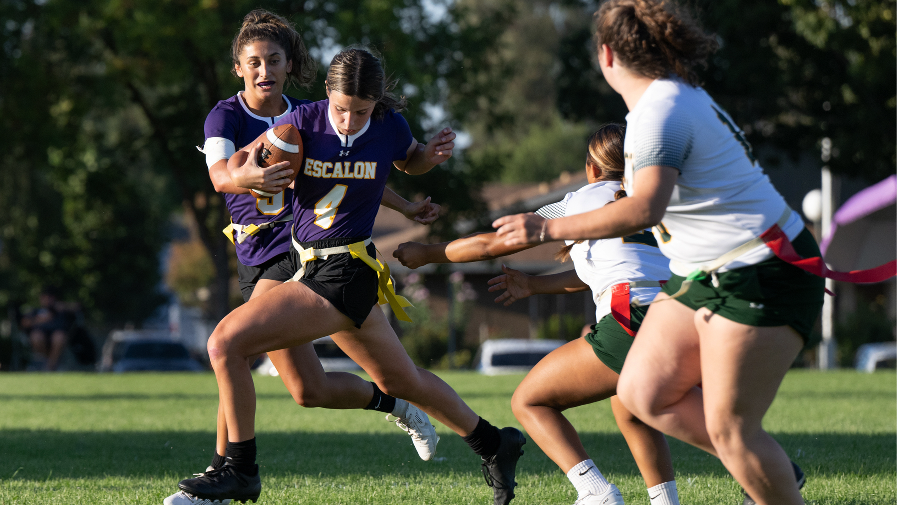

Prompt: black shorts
xmin=237 ymin=252 xmax=296 ymax=302
xmin=291 ymin=237 xmax=380 ymax=328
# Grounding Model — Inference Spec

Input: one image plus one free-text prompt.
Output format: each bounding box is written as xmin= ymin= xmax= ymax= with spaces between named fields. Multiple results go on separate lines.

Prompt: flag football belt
xmin=223 ymin=214 xmax=293 ymax=245
xmin=289 ymin=236 xmax=414 ymax=323
xmin=597 ymin=281 xmax=666 ymax=337
xmin=651 ymin=207 xmax=897 ymax=305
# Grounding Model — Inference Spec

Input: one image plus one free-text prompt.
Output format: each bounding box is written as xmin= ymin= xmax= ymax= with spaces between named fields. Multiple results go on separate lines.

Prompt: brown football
xmin=249 ymin=123 xmax=303 ymax=199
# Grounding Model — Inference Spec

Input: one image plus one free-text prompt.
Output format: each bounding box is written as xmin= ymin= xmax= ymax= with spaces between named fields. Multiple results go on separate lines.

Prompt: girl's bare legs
xmin=697 ymin=313 xmax=804 ymax=505
xmin=617 ymin=294 xmax=716 ymax=454
xmin=610 ymin=396 xmax=674 ymax=487
xmin=511 ymin=338 xmax=674 ymax=484
xmin=207 ymin=280 xmax=357 ymax=442
xmin=213 ymin=279 xmax=375 ymax=456
xmin=330 ymin=307 xmax=479 ymax=435
xmin=618 ymin=293 xmax=804 ymax=505
xmin=511 ymin=338 xmax=617 ymax=472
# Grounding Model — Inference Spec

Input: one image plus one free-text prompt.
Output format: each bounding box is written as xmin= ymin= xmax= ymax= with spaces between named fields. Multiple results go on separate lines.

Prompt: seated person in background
xmin=20 ymin=288 xmax=80 ymax=371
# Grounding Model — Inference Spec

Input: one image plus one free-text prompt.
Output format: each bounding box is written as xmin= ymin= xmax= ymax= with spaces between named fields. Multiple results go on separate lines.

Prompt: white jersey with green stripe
xmin=623 ymin=78 xmax=805 ymax=277
xmin=537 ymin=181 xmax=670 ymax=320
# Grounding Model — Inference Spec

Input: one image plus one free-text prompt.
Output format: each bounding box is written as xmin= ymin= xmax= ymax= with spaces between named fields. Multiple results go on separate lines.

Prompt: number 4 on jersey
xmin=314 ymin=184 xmax=348 ymax=229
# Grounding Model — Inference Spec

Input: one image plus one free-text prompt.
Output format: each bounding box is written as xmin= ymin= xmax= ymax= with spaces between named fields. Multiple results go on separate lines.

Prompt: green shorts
xmin=661 ymin=228 xmax=825 ymax=346
xmin=584 ymin=305 xmax=650 ymax=374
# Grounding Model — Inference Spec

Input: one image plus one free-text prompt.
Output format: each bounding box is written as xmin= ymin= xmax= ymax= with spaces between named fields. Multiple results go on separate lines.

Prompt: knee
xmin=51 ymin=330 xmax=67 ymax=345
xmin=705 ymin=412 xmax=754 ymax=457
xmin=290 ymin=389 xmax=328 ymax=409
xmin=375 ymin=376 xmax=415 ymax=400
xmin=510 ymin=387 xmax=535 ymax=418
xmin=206 ymin=326 xmax=239 ymax=365
xmin=616 ymin=371 xmax=646 ymax=416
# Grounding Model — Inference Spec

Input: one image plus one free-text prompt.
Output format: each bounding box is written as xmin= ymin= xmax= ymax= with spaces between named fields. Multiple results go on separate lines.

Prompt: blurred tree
xmin=0 ymin=0 xmax=514 ymax=321
xmin=552 ymin=0 xmax=896 ymax=181
xmin=0 ymin=1 xmax=169 ymax=324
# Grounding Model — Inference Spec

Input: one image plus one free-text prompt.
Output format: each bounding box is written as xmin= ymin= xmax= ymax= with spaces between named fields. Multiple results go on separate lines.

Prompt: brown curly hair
xmin=594 ymin=0 xmax=718 ymax=87
xmin=230 ymin=9 xmax=317 ymax=90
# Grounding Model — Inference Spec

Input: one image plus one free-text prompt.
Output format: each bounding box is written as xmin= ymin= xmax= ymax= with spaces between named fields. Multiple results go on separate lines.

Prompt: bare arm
xmin=208 ymin=159 xmax=250 ymax=195
xmin=380 ymin=188 xmax=441 ymax=225
xmin=394 ymin=127 xmax=456 ymax=175
xmin=487 ymin=266 xmax=588 ymax=307
xmin=393 ymin=231 xmax=537 ymax=269
xmin=493 ymin=166 xmax=678 ymax=245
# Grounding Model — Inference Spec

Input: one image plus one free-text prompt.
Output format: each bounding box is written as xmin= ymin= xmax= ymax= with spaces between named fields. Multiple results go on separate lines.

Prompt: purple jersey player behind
xmin=202 ymin=91 xmax=308 ymax=266
xmin=178 ymin=47 xmax=526 ymax=505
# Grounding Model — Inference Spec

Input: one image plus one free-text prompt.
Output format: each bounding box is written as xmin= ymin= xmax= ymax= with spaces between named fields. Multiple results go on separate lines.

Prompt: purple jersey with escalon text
xmin=273 ymin=100 xmax=414 ymax=243
xmin=202 ymin=92 xmax=311 ymax=266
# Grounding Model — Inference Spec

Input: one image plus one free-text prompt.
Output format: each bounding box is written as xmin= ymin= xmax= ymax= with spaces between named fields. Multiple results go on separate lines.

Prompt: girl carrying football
xmin=394 ymin=124 xmax=681 ymax=505
xmin=493 ymin=1 xmax=825 ymax=503
xmin=167 ymin=11 xmax=445 ymax=505
xmin=176 ymin=46 xmax=525 ymax=505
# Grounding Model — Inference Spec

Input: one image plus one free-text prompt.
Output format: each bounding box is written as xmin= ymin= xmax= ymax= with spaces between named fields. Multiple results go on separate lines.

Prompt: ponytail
xmin=594 ymin=0 xmax=717 ymax=87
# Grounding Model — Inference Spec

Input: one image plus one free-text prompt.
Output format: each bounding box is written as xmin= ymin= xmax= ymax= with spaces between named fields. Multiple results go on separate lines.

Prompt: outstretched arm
xmin=493 ymin=165 xmax=678 ymax=245
xmin=393 ymin=231 xmax=538 ymax=269
xmin=487 ymin=266 xmax=588 ymax=307
xmin=394 ymin=127 xmax=457 ymax=175
xmin=380 ymin=188 xmax=441 ymax=225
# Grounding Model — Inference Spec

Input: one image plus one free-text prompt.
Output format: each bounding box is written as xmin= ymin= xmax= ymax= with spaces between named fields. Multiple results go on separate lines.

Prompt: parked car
xmin=254 ymin=336 xmax=361 ymax=377
xmin=474 ymin=339 xmax=566 ymax=375
xmin=100 ymin=330 xmax=204 ymax=372
xmin=855 ymin=342 xmax=897 ymax=372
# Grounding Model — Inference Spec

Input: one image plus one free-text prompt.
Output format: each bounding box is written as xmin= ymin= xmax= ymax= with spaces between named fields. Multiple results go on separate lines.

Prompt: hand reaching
xmin=492 ymin=213 xmax=547 ymax=247
xmin=402 ymin=196 xmax=441 ymax=225
xmin=393 ymin=242 xmax=428 ymax=269
xmin=487 ymin=264 xmax=533 ymax=306
xmin=423 ymin=127 xmax=456 ymax=165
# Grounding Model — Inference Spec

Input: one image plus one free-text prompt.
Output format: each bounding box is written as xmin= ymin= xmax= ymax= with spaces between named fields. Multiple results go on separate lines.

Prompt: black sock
xmin=462 ymin=417 xmax=502 ymax=458
xmin=224 ymin=438 xmax=258 ymax=475
xmin=210 ymin=452 xmax=226 ymax=470
xmin=363 ymin=382 xmax=397 ymax=414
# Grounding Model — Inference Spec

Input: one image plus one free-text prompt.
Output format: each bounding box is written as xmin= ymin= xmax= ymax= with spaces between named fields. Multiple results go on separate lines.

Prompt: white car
xmin=474 ymin=339 xmax=566 ymax=375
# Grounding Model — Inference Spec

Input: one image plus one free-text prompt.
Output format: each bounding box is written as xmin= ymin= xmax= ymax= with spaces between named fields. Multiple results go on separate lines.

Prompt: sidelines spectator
xmin=20 ymin=287 xmax=80 ymax=371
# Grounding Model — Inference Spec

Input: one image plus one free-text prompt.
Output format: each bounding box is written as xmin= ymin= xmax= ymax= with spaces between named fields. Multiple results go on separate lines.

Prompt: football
xmin=250 ymin=123 xmax=303 ymax=199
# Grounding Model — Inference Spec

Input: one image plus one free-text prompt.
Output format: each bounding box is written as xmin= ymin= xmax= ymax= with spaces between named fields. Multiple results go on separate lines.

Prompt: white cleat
xmin=164 ymin=467 xmax=232 ymax=505
xmin=574 ymin=484 xmax=625 ymax=505
xmin=387 ymin=402 xmax=439 ymax=461
xmin=163 ymin=489 xmax=231 ymax=505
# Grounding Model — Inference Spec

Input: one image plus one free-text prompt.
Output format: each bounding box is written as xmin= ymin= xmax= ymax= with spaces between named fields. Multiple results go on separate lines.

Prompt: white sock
xmin=391 ymin=398 xmax=409 ymax=418
xmin=648 ymin=480 xmax=679 ymax=505
xmin=566 ymin=459 xmax=611 ymax=499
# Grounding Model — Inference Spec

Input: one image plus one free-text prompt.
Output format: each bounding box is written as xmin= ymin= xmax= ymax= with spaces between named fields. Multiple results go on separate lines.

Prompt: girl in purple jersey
xmin=168 ymin=13 xmax=443 ymax=505
xmin=177 ymin=47 xmax=525 ymax=505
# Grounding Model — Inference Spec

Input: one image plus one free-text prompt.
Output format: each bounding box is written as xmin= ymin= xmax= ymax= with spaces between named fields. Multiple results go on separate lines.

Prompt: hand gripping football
xmin=250 ymin=123 xmax=303 ymax=199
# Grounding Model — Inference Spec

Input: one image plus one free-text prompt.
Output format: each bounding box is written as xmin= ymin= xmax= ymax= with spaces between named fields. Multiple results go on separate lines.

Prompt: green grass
xmin=0 ymin=370 xmax=894 ymax=504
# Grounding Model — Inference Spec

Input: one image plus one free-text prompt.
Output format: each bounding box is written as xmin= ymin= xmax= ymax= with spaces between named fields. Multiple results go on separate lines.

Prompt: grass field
xmin=0 ymin=370 xmax=894 ymax=504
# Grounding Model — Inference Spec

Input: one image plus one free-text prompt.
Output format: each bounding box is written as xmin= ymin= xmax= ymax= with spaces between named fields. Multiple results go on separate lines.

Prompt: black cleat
xmin=480 ymin=427 xmax=526 ymax=505
xmin=742 ymin=460 xmax=805 ymax=505
xmin=178 ymin=464 xmax=261 ymax=504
